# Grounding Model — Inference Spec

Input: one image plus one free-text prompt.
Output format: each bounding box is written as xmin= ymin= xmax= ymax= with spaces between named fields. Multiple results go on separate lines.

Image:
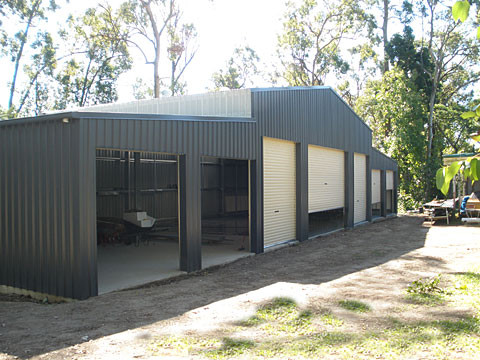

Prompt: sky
xmin=0 ymin=0 xmax=287 ymax=108
xmin=142 ymin=0 xmax=286 ymax=95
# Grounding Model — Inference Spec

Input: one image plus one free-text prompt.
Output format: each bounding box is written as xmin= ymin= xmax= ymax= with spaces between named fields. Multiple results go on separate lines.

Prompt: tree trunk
xmin=170 ymin=60 xmax=175 ymax=96
xmin=154 ymin=44 xmax=161 ymax=98
xmin=8 ymin=0 xmax=41 ymax=111
xmin=382 ymin=0 xmax=389 ymax=74
xmin=425 ymin=61 xmax=441 ymax=201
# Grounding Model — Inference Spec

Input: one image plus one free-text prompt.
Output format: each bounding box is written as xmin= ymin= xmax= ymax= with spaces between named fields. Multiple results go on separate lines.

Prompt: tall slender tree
xmin=1 ymin=0 xmax=60 ymax=118
xmin=166 ymin=10 xmax=197 ymax=95
xmin=124 ymin=0 xmax=196 ymax=98
xmin=55 ymin=4 xmax=132 ymax=109
xmin=276 ymin=0 xmax=374 ymax=86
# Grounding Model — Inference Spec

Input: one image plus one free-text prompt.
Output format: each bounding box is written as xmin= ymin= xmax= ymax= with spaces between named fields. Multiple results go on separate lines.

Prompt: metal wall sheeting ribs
xmin=0 ymin=87 xmax=398 ymax=300
xmin=90 ymin=117 xmax=256 ymax=160
xmin=80 ymin=89 xmax=252 ymax=118
xmin=370 ymin=148 xmax=397 ymax=171
xmin=0 ymin=118 xmax=96 ymax=299
xmin=252 ymin=87 xmax=380 ymax=246
xmin=252 ymin=88 xmax=372 ymax=154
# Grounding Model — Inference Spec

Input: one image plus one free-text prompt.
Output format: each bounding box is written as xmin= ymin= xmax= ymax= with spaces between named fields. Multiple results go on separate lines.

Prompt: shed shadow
xmin=1 ymin=215 xmax=433 ymax=359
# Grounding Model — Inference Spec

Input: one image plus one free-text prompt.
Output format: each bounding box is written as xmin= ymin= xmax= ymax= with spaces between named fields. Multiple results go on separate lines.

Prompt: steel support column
xmin=380 ymin=170 xmax=387 ymax=217
xmin=296 ymin=142 xmax=308 ymax=242
xmin=345 ymin=152 xmax=354 ymax=228
xmin=178 ymin=153 xmax=202 ymax=272
xmin=366 ymin=155 xmax=372 ymax=222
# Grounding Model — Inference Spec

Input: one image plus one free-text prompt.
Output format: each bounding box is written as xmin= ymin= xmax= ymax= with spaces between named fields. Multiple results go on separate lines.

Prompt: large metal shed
xmin=0 ymin=87 xmax=398 ymax=300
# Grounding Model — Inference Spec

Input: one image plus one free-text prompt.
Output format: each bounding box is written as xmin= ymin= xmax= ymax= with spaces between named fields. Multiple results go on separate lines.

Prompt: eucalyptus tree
xmin=123 ymin=0 xmax=197 ymax=98
xmin=166 ymin=9 xmax=197 ymax=95
xmin=276 ymin=0 xmax=374 ymax=86
xmin=211 ymin=46 xmax=261 ymax=90
xmin=1 ymin=0 xmax=60 ymax=118
xmin=55 ymin=4 xmax=132 ymax=109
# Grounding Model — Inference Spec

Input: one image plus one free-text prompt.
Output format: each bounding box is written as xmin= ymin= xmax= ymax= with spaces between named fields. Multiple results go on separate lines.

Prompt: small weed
xmin=338 ymin=299 xmax=371 ymax=313
xmin=407 ymin=275 xmax=444 ymax=295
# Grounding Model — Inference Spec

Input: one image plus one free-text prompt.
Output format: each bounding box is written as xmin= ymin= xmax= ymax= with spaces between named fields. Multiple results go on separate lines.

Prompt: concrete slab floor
xmin=97 ymin=239 xmax=250 ymax=295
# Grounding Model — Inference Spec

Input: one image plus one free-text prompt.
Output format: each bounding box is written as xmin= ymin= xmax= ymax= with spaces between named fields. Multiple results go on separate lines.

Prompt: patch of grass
xmin=251 ymin=298 xmax=316 ymax=336
xmin=255 ymin=297 xmax=297 ymax=322
xmin=338 ymin=299 xmax=371 ymax=313
xmin=449 ymin=268 xmax=480 ymax=312
xmin=314 ymin=308 xmax=344 ymax=327
xmin=204 ymin=338 xmax=255 ymax=359
xmin=148 ymin=270 xmax=480 ymax=359
xmin=237 ymin=315 xmax=264 ymax=327
xmin=319 ymin=313 xmax=344 ymax=327
xmin=149 ymin=335 xmax=221 ymax=356
xmin=405 ymin=292 xmax=446 ymax=306
xmin=436 ymin=316 xmax=480 ymax=334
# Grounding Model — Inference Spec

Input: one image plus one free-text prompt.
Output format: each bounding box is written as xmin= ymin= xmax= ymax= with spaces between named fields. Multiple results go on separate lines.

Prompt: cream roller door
xmin=263 ymin=137 xmax=296 ymax=247
xmin=386 ymin=170 xmax=394 ymax=190
xmin=308 ymin=145 xmax=344 ymax=212
xmin=354 ymin=153 xmax=367 ymax=223
xmin=372 ymin=169 xmax=381 ymax=204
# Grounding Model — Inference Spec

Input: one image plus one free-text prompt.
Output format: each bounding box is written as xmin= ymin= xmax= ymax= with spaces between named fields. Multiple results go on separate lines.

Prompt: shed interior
xmin=95 ymin=151 xmax=250 ymax=294
xmin=372 ymin=202 xmax=382 ymax=218
xmin=386 ymin=190 xmax=393 ymax=214
xmin=201 ymin=157 xmax=250 ymax=266
xmin=96 ymin=150 xmax=181 ymax=294
xmin=308 ymin=209 xmax=345 ymax=237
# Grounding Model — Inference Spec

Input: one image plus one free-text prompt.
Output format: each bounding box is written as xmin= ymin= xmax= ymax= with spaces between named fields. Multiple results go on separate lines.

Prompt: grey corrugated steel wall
xmin=251 ymin=88 xmax=382 ymax=244
xmin=1 ymin=113 xmax=257 ymax=299
xmin=252 ymin=88 xmax=372 ymax=154
xmin=0 ymin=117 xmax=96 ymax=300
xmin=370 ymin=148 xmax=398 ymax=171
xmin=1 ymin=88 xmax=398 ymax=300
xmin=87 ymin=114 xmax=256 ymax=159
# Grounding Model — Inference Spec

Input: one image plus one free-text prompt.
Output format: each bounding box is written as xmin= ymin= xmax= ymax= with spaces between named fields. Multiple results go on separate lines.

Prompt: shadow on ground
xmin=0 ymin=215 xmax=432 ymax=359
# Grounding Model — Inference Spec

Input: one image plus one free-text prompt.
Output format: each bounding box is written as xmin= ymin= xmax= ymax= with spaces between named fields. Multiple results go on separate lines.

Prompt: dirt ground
xmin=1 ymin=215 xmax=480 ymax=359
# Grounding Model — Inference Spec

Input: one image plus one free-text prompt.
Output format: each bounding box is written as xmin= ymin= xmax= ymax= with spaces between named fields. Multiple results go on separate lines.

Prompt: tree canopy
xmin=2 ymin=0 xmax=480 ymax=209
